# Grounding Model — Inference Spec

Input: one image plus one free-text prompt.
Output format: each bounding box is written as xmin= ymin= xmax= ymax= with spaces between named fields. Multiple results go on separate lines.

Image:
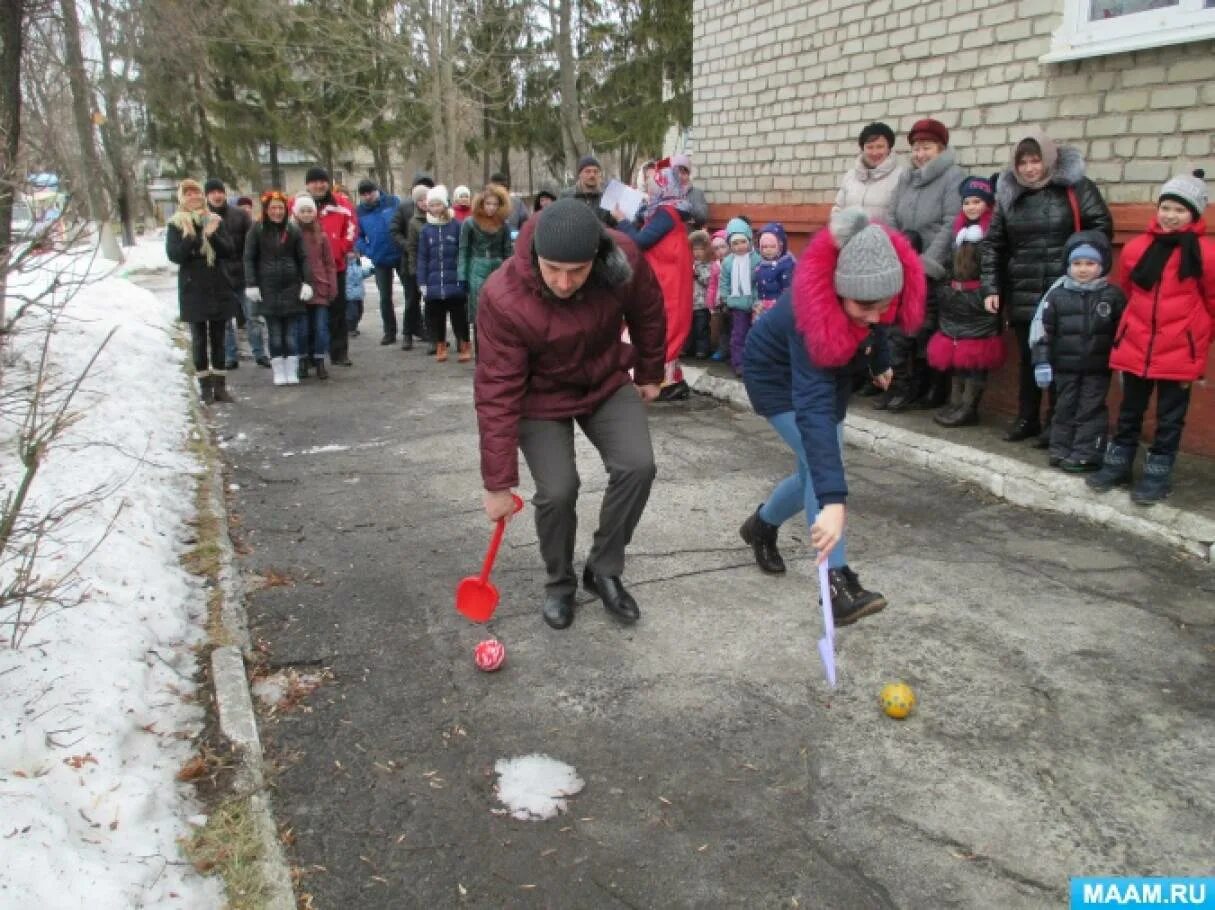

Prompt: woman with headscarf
xmin=612 ymin=165 xmax=694 ymax=401
xmin=166 ymin=178 xmax=240 ymax=404
xmin=981 ymin=128 xmax=1113 ymax=443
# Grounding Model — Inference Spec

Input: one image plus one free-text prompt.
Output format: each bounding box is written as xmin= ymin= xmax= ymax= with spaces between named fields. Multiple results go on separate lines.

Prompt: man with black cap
xmin=489 ymin=172 xmax=529 ymax=233
xmin=474 ymin=198 xmax=666 ymax=630
xmin=355 ymin=178 xmax=405 ymax=346
xmin=561 ymin=155 xmax=617 ymax=227
xmin=305 ymin=166 xmax=358 ymax=365
xmin=205 ymin=178 xmax=268 ymax=369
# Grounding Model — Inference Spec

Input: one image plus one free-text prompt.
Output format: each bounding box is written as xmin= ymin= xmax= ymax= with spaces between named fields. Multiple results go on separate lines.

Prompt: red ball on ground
xmin=474 ymin=639 xmax=506 ymax=672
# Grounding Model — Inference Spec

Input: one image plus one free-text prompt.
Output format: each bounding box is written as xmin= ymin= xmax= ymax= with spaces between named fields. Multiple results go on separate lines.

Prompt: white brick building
xmin=692 ymin=0 xmax=1215 ymax=205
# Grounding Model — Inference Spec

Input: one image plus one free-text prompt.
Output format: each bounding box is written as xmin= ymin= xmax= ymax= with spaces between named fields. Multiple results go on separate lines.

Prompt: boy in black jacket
xmin=1031 ymin=231 xmax=1127 ymax=472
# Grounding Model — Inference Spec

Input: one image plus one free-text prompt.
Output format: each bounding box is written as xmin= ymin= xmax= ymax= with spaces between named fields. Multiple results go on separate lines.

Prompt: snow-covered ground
xmin=0 ymin=236 xmax=223 ymax=908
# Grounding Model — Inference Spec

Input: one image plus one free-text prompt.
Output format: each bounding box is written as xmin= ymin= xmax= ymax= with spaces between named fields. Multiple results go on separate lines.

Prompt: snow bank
xmin=0 ymin=237 xmax=223 ymax=908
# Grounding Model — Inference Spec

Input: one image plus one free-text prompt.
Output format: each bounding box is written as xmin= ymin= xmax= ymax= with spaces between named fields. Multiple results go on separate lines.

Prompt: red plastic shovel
xmin=456 ymin=494 xmax=524 ymax=623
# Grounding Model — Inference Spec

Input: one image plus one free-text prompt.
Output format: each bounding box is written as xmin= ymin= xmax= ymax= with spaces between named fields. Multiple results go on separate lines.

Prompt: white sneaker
xmin=271 ymin=357 xmax=288 ymax=386
xmin=285 ymin=355 xmax=300 ymax=385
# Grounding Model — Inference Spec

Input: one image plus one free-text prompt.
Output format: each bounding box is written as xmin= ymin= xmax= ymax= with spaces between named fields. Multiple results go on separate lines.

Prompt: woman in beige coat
xmin=833 ymin=122 xmax=904 ymax=224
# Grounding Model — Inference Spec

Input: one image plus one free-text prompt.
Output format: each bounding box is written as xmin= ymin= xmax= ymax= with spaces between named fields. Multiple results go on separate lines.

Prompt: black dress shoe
xmin=380 ymin=333 xmax=396 ymax=345
xmin=1003 ymin=417 xmax=1041 ymax=442
xmin=582 ymin=568 xmax=639 ymax=623
xmin=542 ymin=592 xmax=575 ymax=629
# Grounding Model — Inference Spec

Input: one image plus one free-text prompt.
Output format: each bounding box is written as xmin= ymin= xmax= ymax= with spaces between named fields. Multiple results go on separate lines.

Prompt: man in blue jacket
xmin=355 ymin=179 xmax=404 ymax=346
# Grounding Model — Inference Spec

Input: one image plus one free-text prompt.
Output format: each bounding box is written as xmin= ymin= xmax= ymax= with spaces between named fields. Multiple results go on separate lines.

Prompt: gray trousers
xmin=1050 ymin=370 xmax=1111 ymax=463
xmin=519 ymin=384 xmax=657 ymax=596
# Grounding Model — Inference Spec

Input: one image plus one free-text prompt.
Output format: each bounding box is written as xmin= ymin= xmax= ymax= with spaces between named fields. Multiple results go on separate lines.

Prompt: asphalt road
xmin=187 ymin=280 xmax=1214 ymax=910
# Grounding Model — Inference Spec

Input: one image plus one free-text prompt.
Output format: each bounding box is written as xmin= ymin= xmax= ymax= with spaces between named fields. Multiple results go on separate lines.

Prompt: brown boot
xmin=457 ymin=341 xmax=472 ymax=363
xmin=435 ymin=341 xmax=449 ymax=363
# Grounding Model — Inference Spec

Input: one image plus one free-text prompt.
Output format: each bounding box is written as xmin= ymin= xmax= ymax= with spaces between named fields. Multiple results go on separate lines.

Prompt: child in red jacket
xmin=1089 ymin=169 xmax=1215 ymax=504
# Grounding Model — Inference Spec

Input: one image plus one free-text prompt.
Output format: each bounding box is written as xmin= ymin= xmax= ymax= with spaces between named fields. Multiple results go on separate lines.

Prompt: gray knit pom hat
xmin=534 ymin=197 xmax=604 ymax=263
xmin=831 ymin=208 xmax=904 ymax=301
xmin=1159 ymin=168 xmax=1208 ymax=221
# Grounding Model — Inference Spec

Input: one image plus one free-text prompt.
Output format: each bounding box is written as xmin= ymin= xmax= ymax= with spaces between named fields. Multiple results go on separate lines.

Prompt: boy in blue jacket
xmin=355 ymin=179 xmax=404 ymax=345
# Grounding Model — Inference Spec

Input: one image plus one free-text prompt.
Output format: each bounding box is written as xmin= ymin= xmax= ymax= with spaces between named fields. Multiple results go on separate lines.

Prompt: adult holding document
xmin=561 ymin=156 xmax=619 ymax=227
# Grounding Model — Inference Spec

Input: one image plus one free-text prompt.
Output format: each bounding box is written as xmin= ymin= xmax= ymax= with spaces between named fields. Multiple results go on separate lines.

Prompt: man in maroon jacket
xmin=474 ymin=199 xmax=667 ymax=630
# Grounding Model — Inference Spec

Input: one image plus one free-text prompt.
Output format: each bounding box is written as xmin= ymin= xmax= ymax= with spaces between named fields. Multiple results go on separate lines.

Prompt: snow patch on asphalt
xmin=493 ymin=754 xmax=585 ymax=821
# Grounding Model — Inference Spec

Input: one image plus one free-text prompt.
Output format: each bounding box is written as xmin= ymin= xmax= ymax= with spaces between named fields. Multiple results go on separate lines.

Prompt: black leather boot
xmin=211 ymin=373 xmax=234 ymax=403
xmin=542 ymin=592 xmax=575 ymax=629
xmin=739 ymin=506 xmax=786 ymax=574
xmin=1003 ymin=416 xmax=1041 ymax=442
xmin=582 ymin=567 xmax=639 ymax=623
xmin=884 ymin=358 xmax=919 ymax=412
xmin=827 ymin=566 xmax=887 ymax=626
xmin=933 ymin=376 xmax=965 ymax=426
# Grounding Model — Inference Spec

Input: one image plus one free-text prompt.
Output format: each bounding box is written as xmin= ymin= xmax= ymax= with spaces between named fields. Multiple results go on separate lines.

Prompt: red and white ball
xmin=474 ymin=638 xmax=506 ymax=672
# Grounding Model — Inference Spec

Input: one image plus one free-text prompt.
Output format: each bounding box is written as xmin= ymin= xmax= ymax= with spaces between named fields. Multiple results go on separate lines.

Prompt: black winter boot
xmin=827 ymin=566 xmax=887 ymax=626
xmin=739 ymin=506 xmax=786 ymax=574
xmin=910 ymin=367 xmax=950 ymax=410
xmin=1086 ymin=442 xmax=1136 ymax=492
xmin=298 ymin=358 xmax=310 ymax=380
xmin=933 ymin=376 xmax=965 ymax=426
xmin=198 ymin=374 xmax=215 ymax=405
xmin=1130 ymin=452 xmax=1174 ymax=505
xmin=880 ymin=359 xmax=918 ymax=412
xmin=314 ymin=359 xmax=328 ymax=380
xmin=1003 ymin=416 xmax=1042 ymax=442
xmin=211 ymin=372 xmax=234 ymax=403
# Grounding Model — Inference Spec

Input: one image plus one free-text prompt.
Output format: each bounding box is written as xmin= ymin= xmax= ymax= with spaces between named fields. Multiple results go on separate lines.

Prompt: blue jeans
xmin=295 ymin=306 xmax=331 ymax=361
xmin=224 ymin=291 xmax=266 ymax=361
xmin=265 ymin=314 xmax=304 ymax=358
xmin=758 ymin=411 xmax=847 ymax=569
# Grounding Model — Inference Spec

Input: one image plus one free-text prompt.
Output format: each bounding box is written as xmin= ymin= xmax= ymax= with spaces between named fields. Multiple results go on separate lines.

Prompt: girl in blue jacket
xmin=417 ymin=185 xmax=471 ymax=363
xmin=740 ymin=209 xmax=925 ymax=625
xmin=752 ymin=221 xmax=796 ymax=320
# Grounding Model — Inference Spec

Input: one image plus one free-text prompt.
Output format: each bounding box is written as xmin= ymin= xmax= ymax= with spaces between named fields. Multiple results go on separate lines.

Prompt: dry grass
xmin=183 ymin=797 xmax=271 ymax=910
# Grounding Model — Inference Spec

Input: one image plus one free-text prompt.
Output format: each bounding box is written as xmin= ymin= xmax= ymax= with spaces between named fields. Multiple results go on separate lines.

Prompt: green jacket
xmin=458 ymin=218 xmax=513 ymax=319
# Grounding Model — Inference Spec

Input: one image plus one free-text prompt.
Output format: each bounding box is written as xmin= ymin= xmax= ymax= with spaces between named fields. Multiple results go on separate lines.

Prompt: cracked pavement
xmin=174 ymin=276 xmax=1215 ymax=909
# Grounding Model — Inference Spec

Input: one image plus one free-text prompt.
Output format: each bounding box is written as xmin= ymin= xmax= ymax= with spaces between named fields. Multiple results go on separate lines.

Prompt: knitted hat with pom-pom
xmin=1159 ymin=169 xmax=1208 ymax=221
xmin=830 ymin=208 xmax=905 ymax=301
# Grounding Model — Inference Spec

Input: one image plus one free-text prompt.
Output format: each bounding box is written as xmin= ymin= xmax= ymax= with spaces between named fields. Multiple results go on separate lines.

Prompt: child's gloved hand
xmin=300 ymin=283 xmax=314 ymax=302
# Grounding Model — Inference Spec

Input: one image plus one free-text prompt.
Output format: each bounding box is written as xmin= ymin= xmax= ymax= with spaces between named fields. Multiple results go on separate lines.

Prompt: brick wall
xmin=692 ymin=0 xmax=1215 ymax=205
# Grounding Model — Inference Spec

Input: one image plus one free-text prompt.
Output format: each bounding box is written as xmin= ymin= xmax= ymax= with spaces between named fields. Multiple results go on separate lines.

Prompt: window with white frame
xmin=1043 ymin=0 xmax=1215 ymax=61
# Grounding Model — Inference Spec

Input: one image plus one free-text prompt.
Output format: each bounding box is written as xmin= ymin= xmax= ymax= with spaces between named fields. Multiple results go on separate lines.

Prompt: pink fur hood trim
xmin=792 ymin=226 xmax=926 ymax=369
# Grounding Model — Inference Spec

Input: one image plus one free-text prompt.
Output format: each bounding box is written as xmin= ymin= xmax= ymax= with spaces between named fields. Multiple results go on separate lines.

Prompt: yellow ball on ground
xmin=880 ymin=682 xmax=916 ymax=719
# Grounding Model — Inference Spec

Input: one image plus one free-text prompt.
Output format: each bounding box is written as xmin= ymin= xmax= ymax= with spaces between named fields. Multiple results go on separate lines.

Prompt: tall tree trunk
xmin=481 ymin=93 xmax=491 ymax=187
xmin=0 ymin=0 xmax=25 ymax=328
xmin=552 ymin=0 xmax=589 ymax=170
xmin=191 ymin=71 xmax=217 ymax=176
xmin=268 ymin=137 xmax=282 ymax=189
xmin=60 ymin=0 xmax=109 ymax=224
xmin=89 ymin=0 xmax=135 ymax=245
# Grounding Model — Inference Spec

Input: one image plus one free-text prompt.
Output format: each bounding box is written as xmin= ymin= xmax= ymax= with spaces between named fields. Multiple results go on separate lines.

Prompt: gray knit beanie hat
xmin=831 ymin=208 xmax=904 ymax=301
xmin=534 ymin=198 xmax=603 ymax=263
xmin=1159 ymin=168 xmax=1208 ymax=220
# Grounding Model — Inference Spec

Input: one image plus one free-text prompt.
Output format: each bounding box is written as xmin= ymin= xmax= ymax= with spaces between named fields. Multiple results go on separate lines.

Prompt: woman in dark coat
xmin=740 ymin=208 xmax=925 ymax=625
xmin=981 ymin=128 xmax=1113 ymax=443
xmin=244 ymin=190 xmax=312 ymax=386
xmin=166 ymin=178 xmax=239 ymax=404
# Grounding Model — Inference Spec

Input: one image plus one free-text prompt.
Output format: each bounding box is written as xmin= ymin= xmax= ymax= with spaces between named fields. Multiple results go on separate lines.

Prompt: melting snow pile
xmin=493 ymin=754 xmax=585 ymax=821
xmin=0 ymin=237 xmax=222 ymax=907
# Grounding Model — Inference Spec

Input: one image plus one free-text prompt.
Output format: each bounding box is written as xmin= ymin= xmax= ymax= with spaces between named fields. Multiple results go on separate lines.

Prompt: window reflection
xmin=1089 ymin=0 xmax=1178 ymax=18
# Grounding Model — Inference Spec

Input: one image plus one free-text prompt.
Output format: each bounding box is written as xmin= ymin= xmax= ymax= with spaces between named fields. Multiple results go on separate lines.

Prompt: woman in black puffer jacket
xmin=980 ymin=128 xmax=1112 ymax=443
xmin=244 ymin=190 xmax=312 ymax=386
